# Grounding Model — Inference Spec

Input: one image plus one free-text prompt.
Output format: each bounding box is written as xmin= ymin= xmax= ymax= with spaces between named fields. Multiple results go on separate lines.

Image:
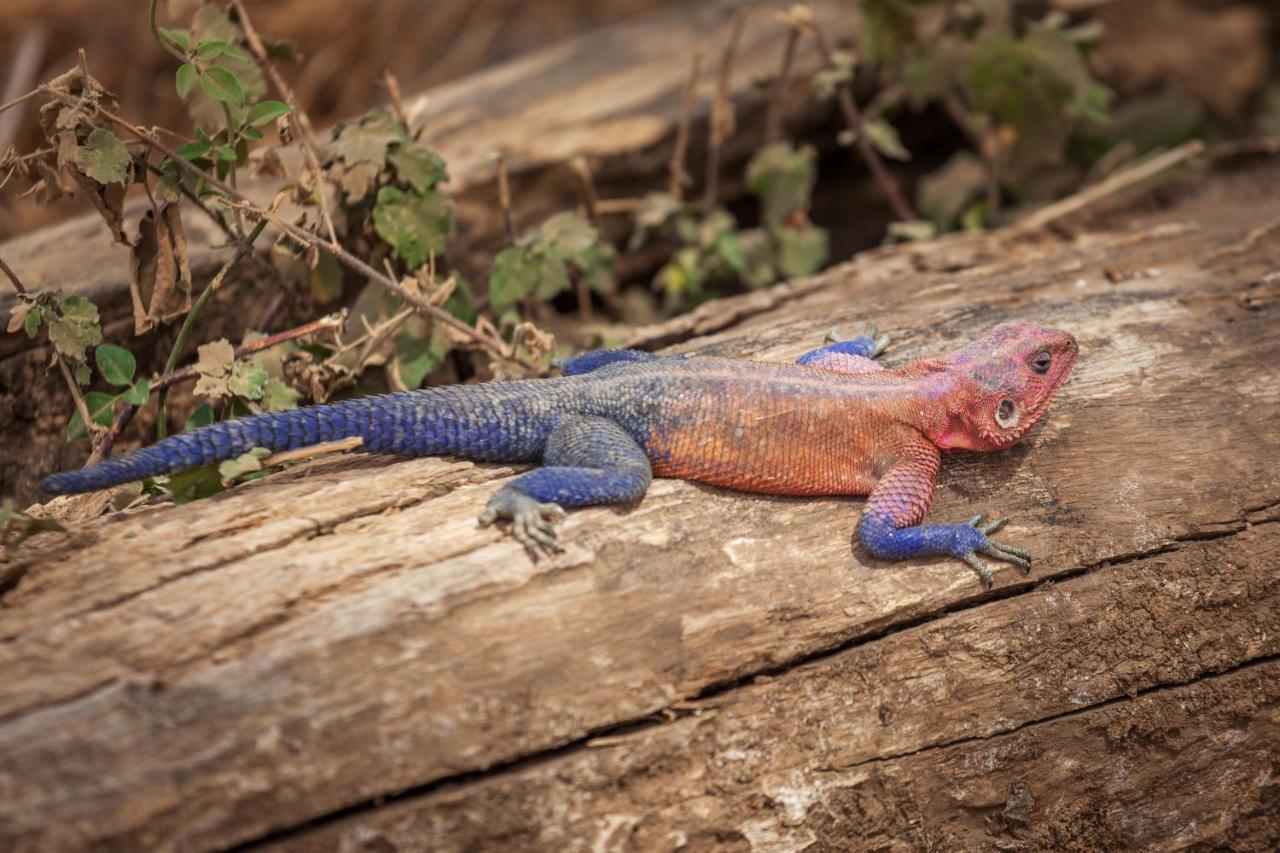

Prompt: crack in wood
xmin=225 ymin=511 xmax=1278 ymax=850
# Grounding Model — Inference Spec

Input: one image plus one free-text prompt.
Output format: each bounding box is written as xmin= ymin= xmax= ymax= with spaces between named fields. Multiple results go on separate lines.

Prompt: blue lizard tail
xmin=40 ymin=383 xmax=564 ymax=495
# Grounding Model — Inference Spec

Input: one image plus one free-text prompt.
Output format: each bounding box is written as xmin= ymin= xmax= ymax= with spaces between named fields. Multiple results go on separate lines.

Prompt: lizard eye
xmin=1030 ymin=350 xmax=1052 ymax=375
xmin=995 ymin=398 xmax=1019 ymax=429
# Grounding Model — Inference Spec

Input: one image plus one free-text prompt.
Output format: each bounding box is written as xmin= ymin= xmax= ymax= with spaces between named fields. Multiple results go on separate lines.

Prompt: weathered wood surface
xmin=2 ymin=160 xmax=1279 ymax=850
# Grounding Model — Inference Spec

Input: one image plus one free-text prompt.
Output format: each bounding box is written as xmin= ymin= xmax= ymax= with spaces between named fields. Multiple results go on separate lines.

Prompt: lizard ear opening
xmin=995 ymin=398 xmax=1019 ymax=430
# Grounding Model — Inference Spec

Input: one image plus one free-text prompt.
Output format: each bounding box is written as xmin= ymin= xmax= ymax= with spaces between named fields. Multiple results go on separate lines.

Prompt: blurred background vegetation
xmin=2 ymin=0 xmax=1279 ymax=507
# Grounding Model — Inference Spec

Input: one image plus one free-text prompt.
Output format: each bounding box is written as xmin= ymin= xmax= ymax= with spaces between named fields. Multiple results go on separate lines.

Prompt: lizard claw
xmin=479 ymin=491 xmax=566 ymax=559
xmin=955 ymin=513 xmax=1032 ymax=589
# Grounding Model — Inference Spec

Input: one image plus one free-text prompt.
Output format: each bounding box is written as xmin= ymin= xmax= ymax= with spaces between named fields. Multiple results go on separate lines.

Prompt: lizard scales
xmin=41 ymin=322 xmax=1078 ymax=588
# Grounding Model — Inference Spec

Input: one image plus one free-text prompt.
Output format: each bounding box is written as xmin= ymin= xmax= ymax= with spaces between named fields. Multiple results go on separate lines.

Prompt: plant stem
xmin=39 ymin=86 xmax=535 ymax=372
xmin=101 ymin=312 xmax=345 ymax=460
xmin=149 ymin=0 xmax=187 ymax=64
xmin=803 ymin=22 xmax=916 ymax=222
xmin=156 ymin=217 xmax=268 ymax=439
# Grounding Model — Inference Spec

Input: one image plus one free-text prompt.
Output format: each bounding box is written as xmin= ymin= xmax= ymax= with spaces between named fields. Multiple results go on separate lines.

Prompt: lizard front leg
xmin=479 ymin=415 xmax=652 ymax=557
xmin=797 ymin=323 xmax=890 ymax=374
xmin=857 ymin=437 xmax=1031 ymax=589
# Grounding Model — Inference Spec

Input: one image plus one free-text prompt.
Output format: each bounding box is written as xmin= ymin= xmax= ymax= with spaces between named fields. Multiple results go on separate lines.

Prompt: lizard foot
xmin=953 ymin=514 xmax=1031 ymax=589
xmin=824 ymin=324 xmax=891 ymax=358
xmin=479 ymin=491 xmax=567 ymax=559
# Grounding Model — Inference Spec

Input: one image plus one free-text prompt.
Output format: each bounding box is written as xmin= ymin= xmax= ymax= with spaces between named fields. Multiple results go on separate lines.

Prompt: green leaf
xmin=25 ymin=305 xmax=42 ymax=338
xmin=175 ymin=136 xmax=213 ymax=161
xmin=218 ymin=447 xmax=271 ymax=485
xmin=490 ymin=244 xmax=570 ymax=312
xmin=392 ymin=318 xmax=452 ymax=390
xmin=164 ymin=466 xmax=225 ymax=504
xmin=195 ymin=39 xmax=233 ymax=60
xmin=538 ymin=213 xmax=599 ymax=267
xmin=863 ymin=118 xmax=911 ymax=161
xmin=175 ymin=63 xmax=199 ymax=99
xmin=158 ymin=27 xmax=190 ymax=53
xmin=372 ymin=186 xmax=454 ymax=269
xmin=66 ymin=391 xmax=117 ymax=441
xmin=94 ymin=344 xmax=136 ymax=386
xmin=46 ymin=296 xmax=103 ymax=362
xmin=746 ymin=143 xmax=818 ymax=228
xmin=443 ymin=274 xmax=477 ymax=325
xmin=200 ymin=66 xmax=245 ymax=107
xmin=74 ymin=128 xmax=131 ymax=185
xmin=184 ymin=403 xmax=215 ymax=431
xmin=123 ymin=379 xmax=150 ymax=406
xmin=227 ymin=362 xmax=269 ymax=400
xmin=260 ymin=377 xmax=301 ymax=412
xmin=246 ymin=100 xmax=292 ymax=127
xmin=214 ymin=145 xmax=239 ymax=163
xmin=774 ymin=224 xmax=830 ymax=278
xmin=387 ymin=143 xmax=447 ymax=193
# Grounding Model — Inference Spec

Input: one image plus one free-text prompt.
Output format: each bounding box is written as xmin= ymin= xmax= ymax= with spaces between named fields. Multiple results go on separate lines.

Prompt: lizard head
xmin=928 ymin=323 xmax=1078 ymax=451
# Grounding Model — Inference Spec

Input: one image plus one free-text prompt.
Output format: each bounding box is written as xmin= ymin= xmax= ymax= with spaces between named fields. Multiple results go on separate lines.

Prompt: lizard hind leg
xmin=479 ymin=415 xmax=652 ymax=558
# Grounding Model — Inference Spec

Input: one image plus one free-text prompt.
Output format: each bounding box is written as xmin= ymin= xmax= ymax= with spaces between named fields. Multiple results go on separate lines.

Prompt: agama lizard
xmin=40 ymin=322 xmax=1077 ymax=588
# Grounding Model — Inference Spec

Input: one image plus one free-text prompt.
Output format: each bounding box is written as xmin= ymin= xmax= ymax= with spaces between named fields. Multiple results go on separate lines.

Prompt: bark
xmin=2 ymin=154 xmax=1279 ymax=850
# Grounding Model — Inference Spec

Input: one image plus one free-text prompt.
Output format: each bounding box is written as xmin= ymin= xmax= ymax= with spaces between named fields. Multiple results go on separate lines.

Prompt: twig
xmin=135 ymin=155 xmax=237 ymax=243
xmin=797 ymin=15 xmax=916 ymax=221
xmin=1 ymin=253 xmax=104 ymax=447
xmin=36 ymin=85 xmax=534 ymax=371
xmin=570 ymin=157 xmax=600 ymax=324
xmin=763 ymin=21 xmax=800 ymax=146
xmin=1205 ymin=217 xmax=1280 ymax=265
xmin=495 ymin=151 xmax=518 ymax=243
xmin=148 ymin=0 xmax=186 ymax=63
xmin=669 ymin=52 xmax=702 ymax=200
xmin=0 ymin=254 xmax=28 ymax=294
xmin=703 ymin=10 xmax=746 ymax=208
xmin=1015 ymin=140 xmax=1205 ymax=233
xmin=98 ymin=312 xmax=347 ymax=459
xmin=56 ymin=354 xmax=103 ymax=446
xmin=383 ymin=69 xmax=412 ymax=136
xmin=263 ymin=436 xmax=363 ymax=468
xmin=230 ymin=0 xmax=340 ymax=247
xmin=0 ymin=89 xmax=40 ymax=118
xmin=571 ymin=156 xmax=599 ymax=225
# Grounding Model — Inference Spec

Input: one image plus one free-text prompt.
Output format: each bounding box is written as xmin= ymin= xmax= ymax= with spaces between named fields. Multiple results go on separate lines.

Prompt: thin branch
xmin=669 ymin=52 xmax=702 ymax=200
xmin=98 ymin=312 xmax=347 ymax=460
xmin=383 ymin=69 xmax=412 ymax=136
xmin=0 ymin=254 xmax=28 ymax=294
xmin=263 ymin=436 xmax=363 ymax=468
xmin=703 ymin=10 xmax=747 ymax=208
xmin=495 ymin=151 xmax=518 ymax=243
xmin=798 ymin=17 xmax=916 ymax=221
xmin=2 ymin=252 xmax=105 ymax=447
xmin=37 ymin=85 xmax=533 ymax=371
xmin=0 ymin=88 xmax=40 ymax=118
xmin=1015 ymin=139 xmax=1204 ymax=233
xmin=135 ymin=155 xmax=237 ymax=243
xmin=155 ymin=217 xmax=270 ymax=440
xmin=230 ymin=0 xmax=340 ymax=246
xmin=763 ymin=23 xmax=800 ymax=146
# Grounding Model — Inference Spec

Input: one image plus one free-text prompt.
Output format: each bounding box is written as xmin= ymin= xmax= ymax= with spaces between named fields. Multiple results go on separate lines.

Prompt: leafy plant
xmin=852 ymin=0 xmax=1112 ymax=230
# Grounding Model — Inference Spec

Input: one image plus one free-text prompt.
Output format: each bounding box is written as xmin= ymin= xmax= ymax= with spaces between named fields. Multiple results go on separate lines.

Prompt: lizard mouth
xmin=1020 ymin=335 xmax=1078 ymax=434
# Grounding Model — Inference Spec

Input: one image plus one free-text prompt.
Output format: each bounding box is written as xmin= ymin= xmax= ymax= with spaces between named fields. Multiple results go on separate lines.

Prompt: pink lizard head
xmin=927 ymin=323 xmax=1078 ymax=451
